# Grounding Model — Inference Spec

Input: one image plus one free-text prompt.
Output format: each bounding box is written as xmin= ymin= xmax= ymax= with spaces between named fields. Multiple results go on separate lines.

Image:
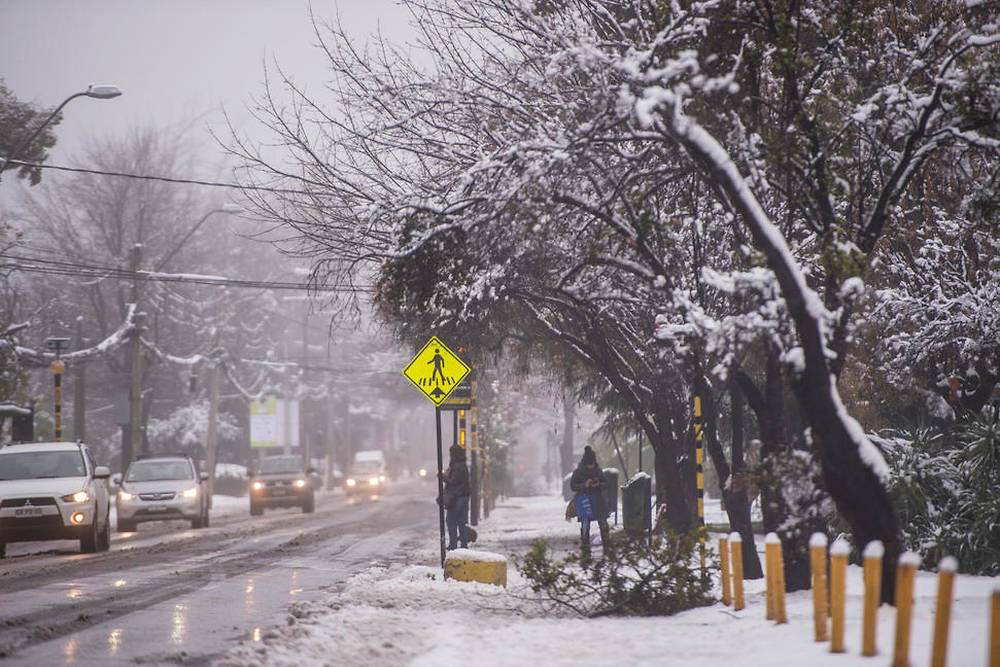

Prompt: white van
xmin=344 ymin=450 xmax=388 ymax=495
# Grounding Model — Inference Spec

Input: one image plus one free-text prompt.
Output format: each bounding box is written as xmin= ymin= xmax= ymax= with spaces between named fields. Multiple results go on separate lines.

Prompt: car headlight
xmin=379 ymin=475 xmax=386 ymax=482
xmin=118 ymin=490 xmax=135 ymax=501
xmin=346 ymin=478 xmax=356 ymax=487
xmin=294 ymin=479 xmax=306 ymax=488
xmin=418 ymin=468 xmax=427 ymax=477
xmin=181 ymin=487 xmax=198 ymax=498
xmin=369 ymin=477 xmax=379 ymax=486
xmin=62 ymin=490 xmax=90 ymax=503
xmin=252 ymin=481 xmax=264 ymax=491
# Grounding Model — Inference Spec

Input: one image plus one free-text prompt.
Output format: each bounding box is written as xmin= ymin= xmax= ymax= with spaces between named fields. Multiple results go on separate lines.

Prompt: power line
xmin=0 ymin=253 xmax=371 ymax=293
xmin=3 ymin=158 xmax=327 ymax=196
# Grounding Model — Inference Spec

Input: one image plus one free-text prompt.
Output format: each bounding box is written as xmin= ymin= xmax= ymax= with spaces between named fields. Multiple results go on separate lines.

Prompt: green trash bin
xmin=622 ymin=473 xmax=651 ymax=536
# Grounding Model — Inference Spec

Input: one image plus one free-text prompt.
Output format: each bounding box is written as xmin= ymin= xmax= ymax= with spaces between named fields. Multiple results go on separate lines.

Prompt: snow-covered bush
xmin=145 ymin=402 xmax=241 ymax=457
xmin=875 ymin=412 xmax=1000 ymax=575
xmin=516 ymin=531 xmax=714 ymax=617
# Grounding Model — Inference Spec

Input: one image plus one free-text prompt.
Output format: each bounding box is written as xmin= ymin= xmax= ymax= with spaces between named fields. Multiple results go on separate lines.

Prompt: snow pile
xmin=216 ymin=494 xmax=998 ymax=667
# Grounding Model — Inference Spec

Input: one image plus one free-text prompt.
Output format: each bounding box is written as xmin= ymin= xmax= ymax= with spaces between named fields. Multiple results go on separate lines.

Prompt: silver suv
xmin=0 ymin=441 xmax=112 ymax=557
xmin=115 ymin=454 xmax=209 ymax=531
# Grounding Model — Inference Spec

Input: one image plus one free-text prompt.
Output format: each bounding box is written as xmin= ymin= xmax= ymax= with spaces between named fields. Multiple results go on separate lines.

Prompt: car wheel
xmin=81 ymin=515 xmax=98 ymax=553
xmin=117 ymin=518 xmax=137 ymax=532
xmin=250 ymin=501 xmax=263 ymax=516
xmin=302 ymin=494 xmax=315 ymax=514
xmin=97 ymin=508 xmax=111 ymax=551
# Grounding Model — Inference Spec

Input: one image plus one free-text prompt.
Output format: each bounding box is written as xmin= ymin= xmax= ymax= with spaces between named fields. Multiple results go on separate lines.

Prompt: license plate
xmin=147 ymin=504 xmax=167 ymax=512
xmin=14 ymin=507 xmax=43 ymax=517
xmin=271 ymin=489 xmax=287 ymax=496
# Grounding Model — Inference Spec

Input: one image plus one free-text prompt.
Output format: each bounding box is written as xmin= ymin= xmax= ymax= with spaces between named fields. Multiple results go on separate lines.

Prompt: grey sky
xmin=0 ymin=0 xmax=413 ymax=166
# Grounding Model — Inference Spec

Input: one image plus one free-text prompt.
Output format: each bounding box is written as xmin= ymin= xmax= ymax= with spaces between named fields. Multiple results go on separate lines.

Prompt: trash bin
xmin=622 ymin=473 xmax=651 ymax=536
xmin=601 ymin=468 xmax=619 ymax=525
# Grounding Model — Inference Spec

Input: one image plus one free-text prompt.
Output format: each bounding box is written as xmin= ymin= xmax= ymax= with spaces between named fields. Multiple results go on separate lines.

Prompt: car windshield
xmin=258 ymin=457 xmax=302 ymax=474
xmin=125 ymin=460 xmax=193 ymax=482
xmin=351 ymin=461 xmax=383 ymax=475
xmin=0 ymin=450 xmax=86 ymax=480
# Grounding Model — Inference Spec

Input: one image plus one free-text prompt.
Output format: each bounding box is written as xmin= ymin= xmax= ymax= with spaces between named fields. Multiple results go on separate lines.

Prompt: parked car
xmin=115 ymin=454 xmax=209 ymax=531
xmin=0 ymin=440 xmax=112 ymax=557
xmin=249 ymin=455 xmax=316 ymax=515
xmin=344 ymin=450 xmax=388 ymax=496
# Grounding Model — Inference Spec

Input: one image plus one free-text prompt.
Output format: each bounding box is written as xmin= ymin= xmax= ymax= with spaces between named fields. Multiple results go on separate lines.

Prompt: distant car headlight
xmin=252 ymin=481 xmax=264 ymax=491
xmin=379 ymin=475 xmax=386 ymax=482
xmin=418 ymin=468 xmax=427 ymax=477
xmin=369 ymin=477 xmax=379 ymax=486
xmin=62 ymin=490 xmax=90 ymax=503
xmin=294 ymin=479 xmax=306 ymax=488
xmin=346 ymin=478 xmax=356 ymax=487
xmin=118 ymin=490 xmax=135 ymax=501
xmin=181 ymin=487 xmax=198 ymax=499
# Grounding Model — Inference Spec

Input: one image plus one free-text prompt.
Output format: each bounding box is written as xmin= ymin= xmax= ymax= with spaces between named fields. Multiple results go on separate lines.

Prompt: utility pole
xmin=73 ymin=317 xmax=86 ymax=442
xmin=127 ymin=243 xmax=145 ymax=466
xmin=45 ymin=337 xmax=70 ymax=441
xmin=205 ymin=354 xmax=220 ymax=508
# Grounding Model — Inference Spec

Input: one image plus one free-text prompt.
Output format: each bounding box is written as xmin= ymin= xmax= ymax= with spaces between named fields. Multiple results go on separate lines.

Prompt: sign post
xmin=402 ymin=337 xmax=471 ymax=568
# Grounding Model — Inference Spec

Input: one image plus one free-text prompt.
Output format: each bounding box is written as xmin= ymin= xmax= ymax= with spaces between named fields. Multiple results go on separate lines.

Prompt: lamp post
xmin=1 ymin=84 xmax=122 ymax=174
xmin=154 ymin=204 xmax=245 ymax=272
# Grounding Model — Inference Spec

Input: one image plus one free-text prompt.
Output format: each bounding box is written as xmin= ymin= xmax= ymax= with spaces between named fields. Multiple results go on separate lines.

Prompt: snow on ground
xmin=216 ymin=494 xmax=999 ymax=667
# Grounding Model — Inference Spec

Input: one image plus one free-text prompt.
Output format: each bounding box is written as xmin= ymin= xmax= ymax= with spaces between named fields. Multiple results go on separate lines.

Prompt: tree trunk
xmin=560 ymin=388 xmax=575 ymax=476
xmin=650 ymin=428 xmax=693 ymax=534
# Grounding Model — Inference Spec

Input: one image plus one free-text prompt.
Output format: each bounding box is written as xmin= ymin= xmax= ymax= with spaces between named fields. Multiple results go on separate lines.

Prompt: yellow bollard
xmin=931 ymin=556 xmax=957 ymax=667
xmin=719 ymin=536 xmax=732 ymax=606
xmin=862 ymin=540 xmax=884 ymax=657
xmin=765 ymin=532 xmax=779 ymax=621
xmin=730 ymin=532 xmax=745 ymax=611
xmin=774 ymin=538 xmax=788 ymax=624
xmin=810 ymin=533 xmax=829 ymax=642
xmin=990 ymin=588 xmax=1000 ymax=667
xmin=830 ymin=538 xmax=849 ymax=653
xmin=892 ymin=552 xmax=919 ymax=667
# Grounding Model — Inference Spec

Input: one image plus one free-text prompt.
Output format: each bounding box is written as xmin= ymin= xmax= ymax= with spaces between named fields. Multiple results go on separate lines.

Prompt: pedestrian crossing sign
xmin=402 ymin=336 xmax=471 ymax=406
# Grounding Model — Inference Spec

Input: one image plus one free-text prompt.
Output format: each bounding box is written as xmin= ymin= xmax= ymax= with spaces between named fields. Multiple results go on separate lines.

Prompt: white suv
xmin=0 ymin=441 xmax=112 ymax=557
xmin=115 ymin=454 xmax=209 ymax=531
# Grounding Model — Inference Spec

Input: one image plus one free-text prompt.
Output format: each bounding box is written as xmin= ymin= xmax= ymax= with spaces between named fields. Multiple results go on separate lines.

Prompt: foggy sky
xmin=0 ymin=0 xmax=413 ymax=165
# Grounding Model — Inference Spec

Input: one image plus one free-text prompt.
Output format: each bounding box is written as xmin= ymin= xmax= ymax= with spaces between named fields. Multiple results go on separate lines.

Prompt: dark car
xmin=249 ymin=455 xmax=315 ymax=515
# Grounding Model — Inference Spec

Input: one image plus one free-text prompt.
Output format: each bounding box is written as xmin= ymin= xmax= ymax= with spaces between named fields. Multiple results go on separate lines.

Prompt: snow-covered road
xmin=0 ymin=481 xmax=437 ymax=664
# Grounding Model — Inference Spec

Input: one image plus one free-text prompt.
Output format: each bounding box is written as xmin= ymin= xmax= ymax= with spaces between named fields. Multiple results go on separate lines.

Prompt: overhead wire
xmin=0 ymin=253 xmax=372 ymax=292
xmin=3 ymin=158 xmax=325 ymax=196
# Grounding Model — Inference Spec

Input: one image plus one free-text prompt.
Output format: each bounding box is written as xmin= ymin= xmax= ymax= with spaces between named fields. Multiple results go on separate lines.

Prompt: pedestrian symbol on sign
xmin=402 ymin=337 xmax=470 ymax=406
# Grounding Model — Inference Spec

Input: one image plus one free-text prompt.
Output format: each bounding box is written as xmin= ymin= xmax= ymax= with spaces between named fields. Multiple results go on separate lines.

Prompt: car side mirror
xmin=111 ymin=473 xmax=122 ymax=486
xmin=199 ymin=471 xmax=209 ymax=481
xmin=94 ymin=465 xmax=111 ymax=479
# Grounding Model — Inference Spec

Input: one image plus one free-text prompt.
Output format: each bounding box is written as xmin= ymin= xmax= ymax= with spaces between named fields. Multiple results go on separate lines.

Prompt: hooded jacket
xmin=569 ymin=447 xmax=607 ymax=519
xmin=442 ymin=444 xmax=470 ymax=509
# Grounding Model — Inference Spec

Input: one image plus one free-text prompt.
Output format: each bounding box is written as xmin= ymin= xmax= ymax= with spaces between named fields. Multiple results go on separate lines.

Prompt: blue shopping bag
xmin=574 ymin=493 xmax=596 ymax=522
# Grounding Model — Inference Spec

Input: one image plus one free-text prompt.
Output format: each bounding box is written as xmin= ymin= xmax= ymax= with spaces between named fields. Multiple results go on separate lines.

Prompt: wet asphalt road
xmin=0 ymin=480 xmax=436 ymax=665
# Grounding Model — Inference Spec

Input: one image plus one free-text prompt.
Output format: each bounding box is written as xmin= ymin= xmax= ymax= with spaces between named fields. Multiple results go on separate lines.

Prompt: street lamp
xmin=0 ymin=84 xmax=123 ymax=173
xmin=154 ymin=204 xmax=246 ymax=271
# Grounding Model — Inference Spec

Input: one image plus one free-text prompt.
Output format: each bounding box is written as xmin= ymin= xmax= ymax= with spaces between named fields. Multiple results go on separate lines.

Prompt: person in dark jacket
xmin=570 ymin=446 xmax=610 ymax=557
xmin=440 ymin=444 xmax=471 ymax=550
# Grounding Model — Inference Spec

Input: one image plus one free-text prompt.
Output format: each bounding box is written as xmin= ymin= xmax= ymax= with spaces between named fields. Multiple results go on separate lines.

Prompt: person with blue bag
xmin=570 ymin=446 xmax=610 ymax=559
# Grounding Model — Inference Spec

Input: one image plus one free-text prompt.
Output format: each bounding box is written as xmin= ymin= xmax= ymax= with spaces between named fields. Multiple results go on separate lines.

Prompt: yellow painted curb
xmin=444 ymin=551 xmax=507 ymax=587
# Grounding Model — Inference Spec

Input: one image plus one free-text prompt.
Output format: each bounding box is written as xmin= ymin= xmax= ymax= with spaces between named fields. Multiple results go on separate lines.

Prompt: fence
xmin=717 ymin=532 xmax=1000 ymax=667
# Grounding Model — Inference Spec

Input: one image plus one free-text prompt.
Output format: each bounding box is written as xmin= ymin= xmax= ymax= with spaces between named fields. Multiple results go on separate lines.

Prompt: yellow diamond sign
xmin=402 ymin=337 xmax=471 ymax=406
